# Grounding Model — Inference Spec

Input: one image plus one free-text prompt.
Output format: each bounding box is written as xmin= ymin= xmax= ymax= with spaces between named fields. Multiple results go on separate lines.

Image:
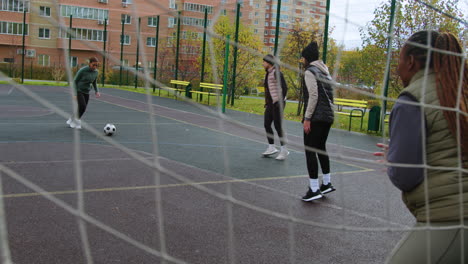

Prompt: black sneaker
xmin=320 ymin=183 xmax=336 ymax=194
xmin=301 ymin=188 xmax=323 ymax=201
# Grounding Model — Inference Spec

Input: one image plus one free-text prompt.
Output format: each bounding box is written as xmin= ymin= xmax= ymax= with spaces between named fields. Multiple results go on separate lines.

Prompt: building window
xmin=183 ymin=3 xmax=213 ymax=14
xmin=169 ymin=0 xmax=176 ymax=9
xmin=122 ymin=0 xmax=132 ymax=3
xmin=180 ymin=17 xmax=211 ymax=27
xmin=38 ymin=28 xmax=50 ymax=39
xmin=254 ymin=19 xmax=258 ymax=25
xmin=59 ymin=28 xmax=106 ymax=42
xmin=0 ymin=0 xmax=29 ymax=12
xmin=0 ymin=21 xmax=28 ymax=35
xmin=253 ymin=29 xmax=258 ymax=34
xmin=120 ymin=35 xmax=130 ymax=45
xmin=146 ymin=37 xmax=156 ymax=47
xmin=270 ymin=38 xmax=275 ymax=43
xmin=70 ymin=56 xmax=78 ymax=67
xmin=121 ymin=14 xmax=131 ymax=24
xmin=148 ymin=16 xmax=158 ymax=27
xmin=39 ymin=6 xmax=50 ymax=16
xmin=168 ymin=17 xmax=176 ymax=28
xmin=60 ymin=5 xmax=108 ymax=20
xmin=38 ymin=54 xmax=50 ymax=66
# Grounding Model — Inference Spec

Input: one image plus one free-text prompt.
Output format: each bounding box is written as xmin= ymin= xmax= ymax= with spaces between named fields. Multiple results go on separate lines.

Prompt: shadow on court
xmin=0 ymin=84 xmax=414 ymax=263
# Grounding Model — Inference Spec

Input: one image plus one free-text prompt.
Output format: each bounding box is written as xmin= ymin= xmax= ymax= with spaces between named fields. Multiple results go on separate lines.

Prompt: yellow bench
xmin=334 ymin=98 xmax=368 ymax=131
xmin=255 ymin=86 xmax=265 ymax=95
xmin=190 ymin=82 xmax=223 ymax=105
xmin=165 ymin=80 xmax=190 ymax=99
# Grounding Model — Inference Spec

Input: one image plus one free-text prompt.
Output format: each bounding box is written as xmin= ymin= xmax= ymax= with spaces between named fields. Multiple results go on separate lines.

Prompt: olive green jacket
xmin=400 ymin=70 xmax=468 ymax=222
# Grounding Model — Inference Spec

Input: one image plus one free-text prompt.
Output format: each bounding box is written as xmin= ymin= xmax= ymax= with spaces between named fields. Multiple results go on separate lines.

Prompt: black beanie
xmin=263 ymin=54 xmax=275 ymax=65
xmin=301 ymin=41 xmax=319 ymax=63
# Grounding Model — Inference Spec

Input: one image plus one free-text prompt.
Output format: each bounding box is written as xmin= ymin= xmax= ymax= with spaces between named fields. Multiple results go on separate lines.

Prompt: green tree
xmin=360 ymin=0 xmax=464 ymax=99
xmin=201 ymin=15 xmax=263 ymax=99
xmin=281 ymin=20 xmax=334 ymax=115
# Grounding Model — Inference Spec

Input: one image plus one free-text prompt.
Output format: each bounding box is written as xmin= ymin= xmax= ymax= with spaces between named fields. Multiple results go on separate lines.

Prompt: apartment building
xmin=249 ymin=0 xmax=326 ymax=53
xmin=0 ymin=0 xmax=322 ymax=71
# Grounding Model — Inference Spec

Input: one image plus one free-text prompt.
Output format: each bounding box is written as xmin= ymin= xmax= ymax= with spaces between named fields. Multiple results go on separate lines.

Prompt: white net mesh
xmin=0 ymin=0 xmax=466 ymax=263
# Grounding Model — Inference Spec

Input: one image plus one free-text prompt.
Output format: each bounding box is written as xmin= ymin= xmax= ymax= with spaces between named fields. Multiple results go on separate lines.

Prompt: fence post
xmin=152 ymin=15 xmax=160 ymax=92
xmin=200 ymin=8 xmax=208 ymax=101
xmin=381 ymin=0 xmax=397 ymax=131
xmin=135 ymin=17 xmax=141 ymax=89
xmin=273 ymin=0 xmax=282 ymax=56
xmin=230 ymin=3 xmax=241 ymax=106
xmin=21 ymin=9 xmax=26 ymax=83
xmin=68 ymin=16 xmax=73 ymax=65
xmin=322 ymin=0 xmax=331 ymax=63
xmin=119 ymin=19 xmax=125 ymax=86
xmin=174 ymin=11 xmax=181 ymax=81
xmin=222 ymin=35 xmax=230 ymax=113
xmin=102 ymin=18 xmax=108 ymax=87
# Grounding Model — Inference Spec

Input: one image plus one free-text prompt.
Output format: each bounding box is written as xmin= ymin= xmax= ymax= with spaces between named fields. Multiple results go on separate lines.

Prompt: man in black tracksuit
xmin=261 ymin=54 xmax=289 ymax=161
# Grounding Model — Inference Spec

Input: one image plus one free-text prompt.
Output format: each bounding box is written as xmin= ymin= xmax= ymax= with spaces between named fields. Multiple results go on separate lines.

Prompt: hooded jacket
xmin=303 ymin=60 xmax=334 ymax=123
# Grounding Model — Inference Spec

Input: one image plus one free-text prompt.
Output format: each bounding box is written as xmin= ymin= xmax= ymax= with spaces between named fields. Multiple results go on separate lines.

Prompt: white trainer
xmin=74 ymin=119 xmax=82 ymax=129
xmin=262 ymin=145 xmax=278 ymax=156
xmin=66 ymin=118 xmax=72 ymax=125
xmin=69 ymin=119 xmax=76 ymax=128
xmin=275 ymin=148 xmax=290 ymax=160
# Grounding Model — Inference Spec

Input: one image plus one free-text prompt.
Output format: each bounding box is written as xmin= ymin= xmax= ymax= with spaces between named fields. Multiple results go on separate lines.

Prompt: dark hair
xmin=89 ymin=57 xmax=99 ymax=64
xmin=263 ymin=54 xmax=275 ymax=65
xmin=405 ymin=30 xmax=468 ymax=163
xmin=301 ymin=41 xmax=319 ymax=64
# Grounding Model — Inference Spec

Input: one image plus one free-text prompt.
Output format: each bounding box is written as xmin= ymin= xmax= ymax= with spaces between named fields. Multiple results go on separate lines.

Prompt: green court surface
xmin=0 ymin=84 xmax=414 ymax=264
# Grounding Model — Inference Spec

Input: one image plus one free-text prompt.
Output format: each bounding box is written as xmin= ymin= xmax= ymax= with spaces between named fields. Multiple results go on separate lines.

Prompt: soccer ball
xmin=104 ymin=123 xmax=116 ymax=136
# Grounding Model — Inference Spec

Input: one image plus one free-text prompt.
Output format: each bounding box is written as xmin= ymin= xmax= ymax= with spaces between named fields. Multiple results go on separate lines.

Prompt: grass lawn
xmin=8 ymin=80 xmax=388 ymax=135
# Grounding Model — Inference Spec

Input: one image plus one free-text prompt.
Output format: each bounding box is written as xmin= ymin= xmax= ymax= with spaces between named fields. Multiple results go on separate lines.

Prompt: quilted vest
xmin=303 ymin=65 xmax=334 ymax=123
xmin=398 ymin=70 xmax=468 ymax=222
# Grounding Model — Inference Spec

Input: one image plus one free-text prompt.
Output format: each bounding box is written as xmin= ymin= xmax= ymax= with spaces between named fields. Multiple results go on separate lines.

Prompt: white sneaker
xmin=275 ymin=148 xmax=290 ymax=160
xmin=262 ymin=145 xmax=278 ymax=156
xmin=66 ymin=118 xmax=72 ymax=125
xmin=74 ymin=119 xmax=82 ymax=129
xmin=69 ymin=119 xmax=76 ymax=128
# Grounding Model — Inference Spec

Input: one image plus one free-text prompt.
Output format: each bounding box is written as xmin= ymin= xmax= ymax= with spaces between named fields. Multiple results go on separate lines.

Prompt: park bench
xmin=253 ymin=86 xmax=265 ymax=95
xmin=163 ymin=80 xmax=191 ymax=99
xmin=190 ymin=82 xmax=223 ymax=105
xmin=334 ymin=98 xmax=368 ymax=131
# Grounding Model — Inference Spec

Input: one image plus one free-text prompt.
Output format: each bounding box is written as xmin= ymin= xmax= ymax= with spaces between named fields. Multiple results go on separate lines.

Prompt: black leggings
xmin=77 ymin=92 xmax=90 ymax=118
xmin=264 ymin=102 xmax=285 ymax=145
xmin=304 ymin=121 xmax=332 ymax=179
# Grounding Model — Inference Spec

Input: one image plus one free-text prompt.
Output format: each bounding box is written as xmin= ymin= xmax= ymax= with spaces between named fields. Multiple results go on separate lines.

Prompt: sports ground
xmin=0 ymin=84 xmax=415 ymax=263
